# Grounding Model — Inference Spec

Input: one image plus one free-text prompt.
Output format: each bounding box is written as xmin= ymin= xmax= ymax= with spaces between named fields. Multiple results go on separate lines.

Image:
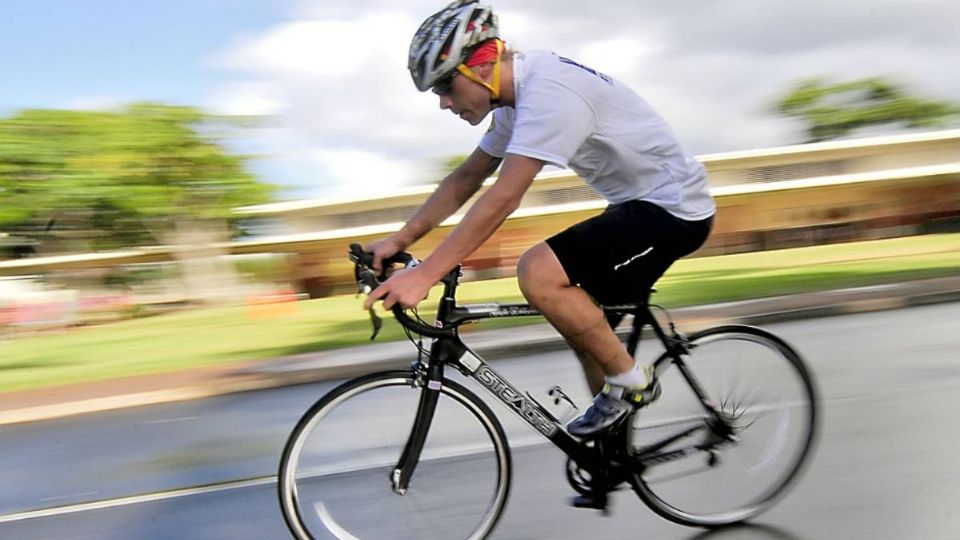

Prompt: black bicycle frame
xmin=391 ymin=265 xmax=727 ymax=492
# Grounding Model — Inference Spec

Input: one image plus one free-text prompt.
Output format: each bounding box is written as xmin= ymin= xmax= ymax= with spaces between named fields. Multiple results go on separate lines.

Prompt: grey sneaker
xmin=567 ymin=375 xmax=661 ymax=438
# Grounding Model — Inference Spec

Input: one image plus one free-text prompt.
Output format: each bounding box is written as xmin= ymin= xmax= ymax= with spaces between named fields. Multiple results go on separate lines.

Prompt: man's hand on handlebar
xmin=362 ymin=237 xmax=405 ymax=273
xmin=350 ymin=242 xmax=430 ymax=311
xmin=349 ymin=243 xmax=456 ymax=340
xmin=362 ymin=266 xmax=433 ymax=311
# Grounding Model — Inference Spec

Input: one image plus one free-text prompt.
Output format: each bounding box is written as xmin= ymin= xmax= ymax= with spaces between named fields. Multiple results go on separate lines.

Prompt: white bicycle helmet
xmin=408 ymin=1 xmax=499 ymax=92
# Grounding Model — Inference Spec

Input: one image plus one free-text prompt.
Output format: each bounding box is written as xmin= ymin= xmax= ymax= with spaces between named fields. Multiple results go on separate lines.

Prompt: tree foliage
xmin=775 ymin=78 xmax=960 ymax=143
xmin=0 ymin=103 xmax=275 ymax=253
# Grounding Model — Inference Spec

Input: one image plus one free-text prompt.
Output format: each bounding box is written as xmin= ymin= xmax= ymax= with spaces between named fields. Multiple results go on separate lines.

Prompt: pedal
xmin=570 ymin=493 xmax=610 ymax=514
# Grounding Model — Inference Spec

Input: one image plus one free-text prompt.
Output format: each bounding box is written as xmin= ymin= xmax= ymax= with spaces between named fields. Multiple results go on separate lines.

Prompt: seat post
xmin=619 ymin=289 xmax=658 ymax=357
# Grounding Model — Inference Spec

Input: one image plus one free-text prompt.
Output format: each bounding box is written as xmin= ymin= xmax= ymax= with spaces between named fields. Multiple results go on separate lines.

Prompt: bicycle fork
xmin=390 ymin=361 xmax=443 ymax=495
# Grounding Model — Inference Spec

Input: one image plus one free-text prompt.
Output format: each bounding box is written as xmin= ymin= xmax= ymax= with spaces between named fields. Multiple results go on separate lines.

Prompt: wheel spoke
xmin=632 ymin=327 xmax=817 ymax=527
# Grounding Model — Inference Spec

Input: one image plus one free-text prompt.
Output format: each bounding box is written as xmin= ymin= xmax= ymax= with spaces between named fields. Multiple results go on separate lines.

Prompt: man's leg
xmin=572 ymin=348 xmax=606 ymax=397
xmin=517 ymin=241 xmax=661 ymax=438
xmin=517 ymin=242 xmax=635 ymax=385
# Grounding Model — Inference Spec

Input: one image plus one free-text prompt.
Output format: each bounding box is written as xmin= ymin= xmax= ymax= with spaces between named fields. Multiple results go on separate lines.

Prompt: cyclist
xmin=364 ymin=0 xmax=715 ymax=442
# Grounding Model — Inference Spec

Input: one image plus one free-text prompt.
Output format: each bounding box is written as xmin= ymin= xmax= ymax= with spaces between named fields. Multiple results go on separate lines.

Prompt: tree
xmin=774 ymin=78 xmax=960 ymax=143
xmin=0 ymin=103 xmax=275 ymax=254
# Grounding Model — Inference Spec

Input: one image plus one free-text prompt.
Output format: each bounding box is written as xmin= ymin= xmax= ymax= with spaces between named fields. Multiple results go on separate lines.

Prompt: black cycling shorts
xmin=545 ymin=200 xmax=712 ymax=307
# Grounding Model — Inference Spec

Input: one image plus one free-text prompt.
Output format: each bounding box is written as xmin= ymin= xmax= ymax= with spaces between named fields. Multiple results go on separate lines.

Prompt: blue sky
xmin=3 ymin=1 xmax=959 ymax=200
xmin=1 ymin=1 xmax=294 ymax=112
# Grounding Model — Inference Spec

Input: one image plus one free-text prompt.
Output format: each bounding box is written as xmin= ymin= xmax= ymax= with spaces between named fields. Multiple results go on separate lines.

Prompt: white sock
xmin=605 ymin=361 xmax=650 ymax=388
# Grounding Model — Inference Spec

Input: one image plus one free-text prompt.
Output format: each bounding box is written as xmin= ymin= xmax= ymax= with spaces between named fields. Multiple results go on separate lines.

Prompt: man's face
xmin=434 ymin=68 xmax=493 ymax=126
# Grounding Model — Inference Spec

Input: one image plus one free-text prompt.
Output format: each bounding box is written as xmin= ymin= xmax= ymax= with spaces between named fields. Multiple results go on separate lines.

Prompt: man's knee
xmin=517 ymin=243 xmax=568 ymax=299
xmin=516 ymin=244 xmax=539 ymax=287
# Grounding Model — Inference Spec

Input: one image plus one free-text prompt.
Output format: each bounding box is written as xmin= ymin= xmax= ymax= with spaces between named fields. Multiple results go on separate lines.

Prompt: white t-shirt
xmin=479 ymin=51 xmax=715 ymax=221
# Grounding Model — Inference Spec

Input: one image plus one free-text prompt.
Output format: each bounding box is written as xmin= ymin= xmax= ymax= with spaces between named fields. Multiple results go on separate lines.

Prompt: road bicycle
xmin=277 ymin=244 xmax=818 ymax=539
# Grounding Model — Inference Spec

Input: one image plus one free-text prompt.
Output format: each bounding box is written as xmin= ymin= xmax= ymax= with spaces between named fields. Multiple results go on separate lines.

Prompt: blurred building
xmin=2 ymin=129 xmax=959 ymax=299
xmin=233 ymin=129 xmax=960 ymax=296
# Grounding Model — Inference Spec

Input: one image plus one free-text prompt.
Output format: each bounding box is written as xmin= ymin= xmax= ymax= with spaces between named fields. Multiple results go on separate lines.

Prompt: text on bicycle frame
xmin=476 ymin=366 xmax=558 ymax=437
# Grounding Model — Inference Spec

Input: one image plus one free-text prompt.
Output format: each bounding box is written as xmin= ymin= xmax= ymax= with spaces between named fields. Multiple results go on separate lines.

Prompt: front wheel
xmin=278 ymin=370 xmax=512 ymax=540
xmin=629 ymin=325 xmax=818 ymax=527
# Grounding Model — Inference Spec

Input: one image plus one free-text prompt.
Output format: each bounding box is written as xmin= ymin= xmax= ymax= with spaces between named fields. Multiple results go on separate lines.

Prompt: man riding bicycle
xmin=364 ymin=0 xmax=715 ymax=442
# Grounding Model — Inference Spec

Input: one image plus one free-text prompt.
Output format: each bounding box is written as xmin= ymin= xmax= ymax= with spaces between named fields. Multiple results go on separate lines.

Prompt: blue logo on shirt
xmin=558 ymin=57 xmax=612 ymax=85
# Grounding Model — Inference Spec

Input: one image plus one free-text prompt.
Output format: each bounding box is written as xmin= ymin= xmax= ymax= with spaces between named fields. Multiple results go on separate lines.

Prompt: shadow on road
xmin=685 ymin=522 xmax=806 ymax=540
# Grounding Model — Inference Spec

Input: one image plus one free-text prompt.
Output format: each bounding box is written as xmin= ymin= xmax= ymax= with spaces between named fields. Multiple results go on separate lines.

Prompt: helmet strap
xmin=456 ymin=39 xmax=504 ymax=103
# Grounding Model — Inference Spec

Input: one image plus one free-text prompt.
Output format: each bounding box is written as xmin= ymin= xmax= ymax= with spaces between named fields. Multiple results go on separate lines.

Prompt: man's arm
xmin=365 ymin=147 xmax=501 ymax=269
xmin=417 ymin=153 xmax=544 ymax=281
xmin=392 ymin=148 xmax=501 ymax=248
xmin=365 ymin=153 xmax=545 ymax=310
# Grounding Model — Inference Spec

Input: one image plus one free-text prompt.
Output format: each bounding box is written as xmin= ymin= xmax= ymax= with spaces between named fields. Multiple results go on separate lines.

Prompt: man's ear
xmin=471 ymin=62 xmax=495 ymax=82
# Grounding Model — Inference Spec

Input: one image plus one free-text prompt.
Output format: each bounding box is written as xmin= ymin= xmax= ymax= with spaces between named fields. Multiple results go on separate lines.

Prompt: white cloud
xmin=576 ymin=38 xmax=657 ymax=76
xmin=209 ymin=0 xmax=960 ymax=197
xmin=215 ymin=14 xmax=411 ymax=77
xmin=311 ymin=149 xmax=418 ymax=195
xmin=208 ymin=82 xmax=284 ymax=116
xmin=208 ymin=8 xmax=489 ymax=194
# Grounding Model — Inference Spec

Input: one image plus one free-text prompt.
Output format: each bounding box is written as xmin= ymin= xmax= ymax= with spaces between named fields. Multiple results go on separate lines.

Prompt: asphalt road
xmin=2 ymin=302 xmax=959 ymax=539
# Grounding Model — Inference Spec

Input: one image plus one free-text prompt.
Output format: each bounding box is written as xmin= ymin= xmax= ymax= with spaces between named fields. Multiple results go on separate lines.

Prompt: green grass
xmin=2 ymin=233 xmax=959 ymax=394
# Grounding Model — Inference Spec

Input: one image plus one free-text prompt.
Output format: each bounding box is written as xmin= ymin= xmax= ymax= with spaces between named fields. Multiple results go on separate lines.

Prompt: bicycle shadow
xmin=684 ymin=522 xmax=806 ymax=540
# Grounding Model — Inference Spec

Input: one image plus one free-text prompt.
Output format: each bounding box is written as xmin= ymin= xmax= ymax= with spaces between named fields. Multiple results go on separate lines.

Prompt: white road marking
xmin=0 ymin=477 xmax=275 ymax=524
xmin=39 ymin=491 xmax=100 ymax=503
xmin=0 ymin=438 xmax=556 ymax=525
xmin=143 ymin=416 xmax=199 ymax=425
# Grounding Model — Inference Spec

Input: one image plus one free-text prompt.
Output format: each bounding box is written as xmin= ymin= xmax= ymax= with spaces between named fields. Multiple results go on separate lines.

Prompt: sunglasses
xmin=431 ymin=70 xmax=460 ymax=96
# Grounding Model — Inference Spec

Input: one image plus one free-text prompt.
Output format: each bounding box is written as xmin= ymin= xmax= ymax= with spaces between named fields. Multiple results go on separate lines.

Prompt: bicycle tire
xmin=278 ymin=370 xmax=512 ymax=540
xmin=629 ymin=325 xmax=817 ymax=527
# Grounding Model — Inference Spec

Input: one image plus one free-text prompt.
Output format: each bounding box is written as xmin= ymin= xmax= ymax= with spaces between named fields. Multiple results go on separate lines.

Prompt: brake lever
xmin=349 ymin=243 xmax=420 ymax=341
xmin=354 ymin=266 xmax=384 ymax=340
xmin=367 ymin=306 xmax=383 ymax=340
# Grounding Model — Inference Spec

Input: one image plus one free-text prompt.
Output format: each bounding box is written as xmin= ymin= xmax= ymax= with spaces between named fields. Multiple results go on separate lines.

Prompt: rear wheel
xmin=278 ymin=370 xmax=512 ymax=539
xmin=629 ymin=325 xmax=817 ymax=527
